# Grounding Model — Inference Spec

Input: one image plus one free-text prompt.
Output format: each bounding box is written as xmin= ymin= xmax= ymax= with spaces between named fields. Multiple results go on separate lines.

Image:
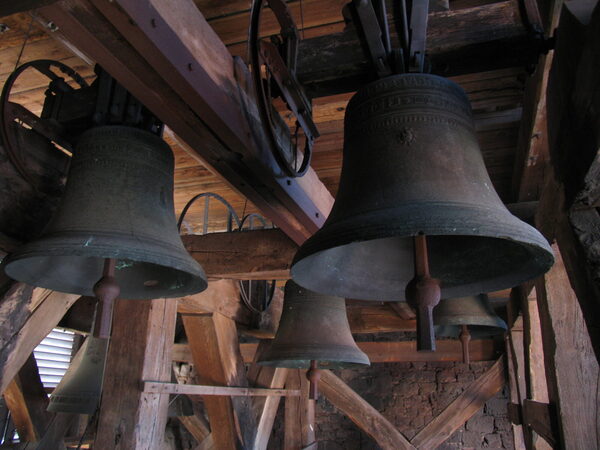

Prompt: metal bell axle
xmin=4 ymin=126 xmax=207 ymax=299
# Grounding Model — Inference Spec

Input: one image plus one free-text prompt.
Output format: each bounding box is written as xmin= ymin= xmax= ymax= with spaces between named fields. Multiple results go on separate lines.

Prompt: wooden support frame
xmin=95 ymin=298 xmax=177 ymax=449
xmin=172 ymin=339 xmax=499 ymax=365
xmin=182 ymin=311 xmax=257 ymax=449
xmin=0 ymin=286 xmax=79 ymax=395
xmin=284 ymin=369 xmax=316 ymax=450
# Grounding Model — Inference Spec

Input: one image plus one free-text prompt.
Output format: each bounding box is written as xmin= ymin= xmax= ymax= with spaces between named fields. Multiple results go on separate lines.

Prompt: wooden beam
xmin=177 ymin=279 xmax=249 ymax=322
xmin=182 ymin=312 xmax=257 ymax=449
xmin=0 ymin=286 xmax=79 ymax=395
xmin=38 ymin=0 xmax=333 ymax=244
xmin=320 ymin=370 xmax=414 ymax=450
xmin=522 ymin=399 xmax=557 ymax=448
xmin=182 ymin=229 xmax=296 ymax=280
xmin=95 ymin=298 xmax=177 ymax=449
xmin=247 ymin=341 xmax=289 ymax=450
xmin=173 ymin=339 xmax=499 ymax=365
xmin=411 ymin=358 xmax=505 ymax=449
xmin=297 ymin=1 xmax=534 ymax=97
xmin=284 ymin=369 xmax=316 ymax=450
xmin=143 ymin=382 xmax=299 ymax=397
xmin=346 ymin=304 xmax=416 ymax=334
xmin=511 ymin=0 xmax=562 ymax=202
xmin=534 ymin=243 xmax=599 ymax=448
xmin=3 ymin=356 xmax=51 ymax=443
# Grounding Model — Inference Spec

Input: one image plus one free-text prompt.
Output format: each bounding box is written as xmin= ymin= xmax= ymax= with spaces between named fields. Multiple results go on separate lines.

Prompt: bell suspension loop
xmin=306 ymin=360 xmax=322 ymax=400
xmin=92 ymin=258 xmax=120 ymax=339
xmin=405 ymin=234 xmax=441 ymax=352
xmin=459 ymin=325 xmax=471 ymax=364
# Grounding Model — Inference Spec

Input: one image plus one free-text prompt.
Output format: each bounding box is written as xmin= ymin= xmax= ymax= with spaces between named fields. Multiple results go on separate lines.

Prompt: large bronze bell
xmin=292 ymin=74 xmax=553 ymax=301
xmin=258 ymin=280 xmax=369 ymax=369
xmin=47 ymin=336 xmax=108 ymax=414
xmin=4 ymin=126 xmax=207 ymax=299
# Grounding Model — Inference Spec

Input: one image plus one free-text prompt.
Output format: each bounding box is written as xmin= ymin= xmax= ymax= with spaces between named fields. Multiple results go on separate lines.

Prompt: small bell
xmin=434 ymin=294 xmax=507 ymax=363
xmin=259 ymin=280 xmax=369 ymax=398
xmin=47 ymin=336 xmax=108 ymax=414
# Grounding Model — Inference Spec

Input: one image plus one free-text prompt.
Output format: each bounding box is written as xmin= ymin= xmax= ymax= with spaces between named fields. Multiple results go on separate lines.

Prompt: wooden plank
xmin=0 ymin=287 xmax=79 ymax=395
xmin=510 ymin=0 xmax=561 ymax=202
xmin=173 ymin=339 xmax=499 ymax=364
xmin=177 ymin=279 xmax=249 ymax=322
xmin=296 ymin=1 xmax=533 ymax=97
xmin=534 ymin=243 xmax=600 ymax=449
xmin=182 ymin=312 xmax=256 ymax=449
xmin=38 ymin=0 xmax=333 ymax=245
xmin=247 ymin=341 xmax=289 ymax=450
xmin=411 ymin=358 xmax=505 ymax=449
xmin=182 ymin=228 xmax=297 ymax=280
xmin=522 ymin=400 xmax=556 ymax=448
xmin=143 ymin=382 xmax=299 ymax=397
xmin=3 ymin=356 xmax=50 ymax=443
xmin=284 ymin=369 xmax=316 ymax=450
xmin=95 ymin=298 xmax=177 ymax=449
xmin=346 ymin=305 xmax=416 ymax=334
xmin=320 ymin=370 xmax=414 ymax=450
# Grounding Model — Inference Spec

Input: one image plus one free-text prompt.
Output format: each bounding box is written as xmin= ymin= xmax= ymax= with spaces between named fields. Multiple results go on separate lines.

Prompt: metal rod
xmin=459 ymin=325 xmax=471 ymax=364
xmin=405 ymin=234 xmax=441 ymax=352
xmin=92 ymin=258 xmax=120 ymax=339
xmin=306 ymin=359 xmax=322 ymax=400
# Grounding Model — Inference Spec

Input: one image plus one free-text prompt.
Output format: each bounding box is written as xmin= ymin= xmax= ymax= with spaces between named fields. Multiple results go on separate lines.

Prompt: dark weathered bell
xmin=434 ymin=294 xmax=508 ymax=335
xmin=4 ymin=126 xmax=207 ymax=299
xmin=292 ymin=74 xmax=553 ymax=301
xmin=47 ymin=336 xmax=108 ymax=414
xmin=258 ymin=280 xmax=369 ymax=369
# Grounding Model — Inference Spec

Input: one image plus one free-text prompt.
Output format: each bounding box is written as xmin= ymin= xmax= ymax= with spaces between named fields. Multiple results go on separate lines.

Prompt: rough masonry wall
xmin=269 ymin=360 xmax=513 ymax=450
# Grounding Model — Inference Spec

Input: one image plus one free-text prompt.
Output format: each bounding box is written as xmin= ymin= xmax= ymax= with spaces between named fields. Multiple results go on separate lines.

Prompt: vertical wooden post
xmin=247 ymin=341 xmax=289 ymax=450
xmin=182 ymin=311 xmax=256 ymax=449
xmin=3 ymin=355 xmax=50 ymax=442
xmin=535 ymin=244 xmax=600 ymax=448
xmin=284 ymin=369 xmax=316 ymax=450
xmin=95 ymin=298 xmax=177 ymax=449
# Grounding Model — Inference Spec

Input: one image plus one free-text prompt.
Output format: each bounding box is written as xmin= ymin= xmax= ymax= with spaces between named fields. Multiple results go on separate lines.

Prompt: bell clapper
xmin=405 ymin=234 xmax=441 ymax=352
xmin=459 ymin=325 xmax=471 ymax=364
xmin=92 ymin=258 xmax=120 ymax=339
xmin=306 ymin=360 xmax=322 ymax=400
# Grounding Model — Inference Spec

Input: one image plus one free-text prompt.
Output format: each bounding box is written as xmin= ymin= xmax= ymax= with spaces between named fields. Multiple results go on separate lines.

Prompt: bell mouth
xmin=291 ymin=202 xmax=554 ymax=301
xmin=258 ymin=344 xmax=370 ymax=369
xmin=4 ymin=231 xmax=207 ymax=299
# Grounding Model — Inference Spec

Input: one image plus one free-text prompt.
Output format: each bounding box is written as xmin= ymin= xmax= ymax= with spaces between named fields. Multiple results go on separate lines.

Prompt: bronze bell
xmin=258 ymin=280 xmax=369 ymax=369
xmin=4 ymin=126 xmax=207 ymax=299
xmin=291 ymin=74 xmax=553 ymax=301
xmin=434 ymin=294 xmax=507 ymax=363
xmin=434 ymin=294 xmax=507 ymax=335
xmin=47 ymin=336 xmax=108 ymax=414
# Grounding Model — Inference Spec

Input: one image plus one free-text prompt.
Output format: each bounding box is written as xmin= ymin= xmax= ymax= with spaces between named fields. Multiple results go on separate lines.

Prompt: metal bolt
xmin=46 ymin=21 xmax=59 ymax=32
xmin=0 ymin=24 xmax=9 ymax=33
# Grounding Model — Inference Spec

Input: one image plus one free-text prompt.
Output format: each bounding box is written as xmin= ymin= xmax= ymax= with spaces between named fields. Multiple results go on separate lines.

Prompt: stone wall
xmin=268 ymin=361 xmax=513 ymax=449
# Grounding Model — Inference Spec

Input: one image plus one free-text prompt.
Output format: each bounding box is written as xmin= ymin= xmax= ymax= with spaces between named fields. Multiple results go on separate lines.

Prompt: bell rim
xmin=257 ymin=343 xmax=370 ymax=369
xmin=4 ymin=230 xmax=208 ymax=299
xmin=291 ymin=202 xmax=554 ymax=301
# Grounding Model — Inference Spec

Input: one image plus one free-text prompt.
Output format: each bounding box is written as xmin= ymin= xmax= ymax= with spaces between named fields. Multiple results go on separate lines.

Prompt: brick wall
xmin=268 ymin=361 xmax=513 ymax=449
